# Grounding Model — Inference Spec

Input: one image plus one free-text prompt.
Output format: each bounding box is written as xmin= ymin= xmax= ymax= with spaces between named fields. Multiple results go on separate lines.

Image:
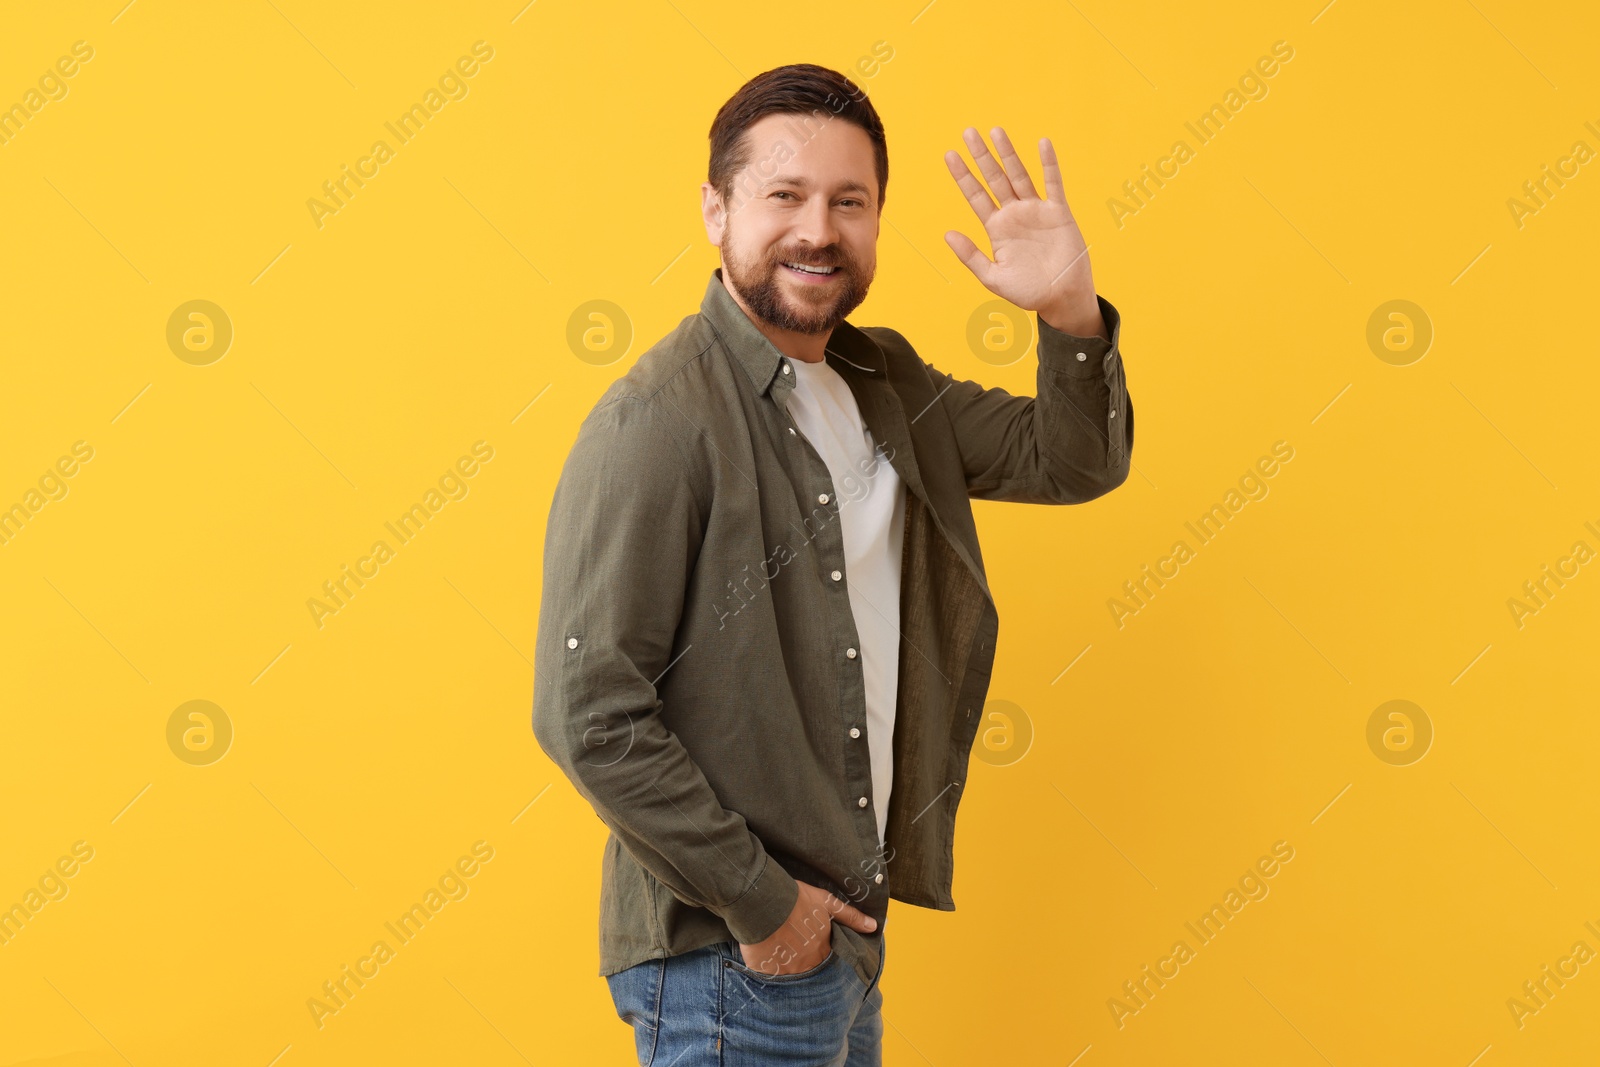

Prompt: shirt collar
xmin=699 ymin=267 xmax=884 ymax=396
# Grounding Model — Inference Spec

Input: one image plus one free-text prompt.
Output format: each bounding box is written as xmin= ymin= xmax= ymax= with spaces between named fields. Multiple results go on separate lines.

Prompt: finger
xmin=795 ymin=889 xmax=847 ymax=926
xmin=962 ymin=126 xmax=1016 ymax=204
xmin=945 ymin=230 xmax=994 ymax=287
xmin=944 ymin=149 xmax=996 ymax=224
xmin=990 ymin=126 xmax=1039 ymax=200
xmin=822 ymin=893 xmax=879 ymax=932
xmin=1040 ymin=136 xmax=1067 ymax=205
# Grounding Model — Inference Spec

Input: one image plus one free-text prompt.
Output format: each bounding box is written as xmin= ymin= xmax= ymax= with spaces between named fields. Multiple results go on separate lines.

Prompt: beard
xmin=722 ymin=226 xmax=874 ymax=336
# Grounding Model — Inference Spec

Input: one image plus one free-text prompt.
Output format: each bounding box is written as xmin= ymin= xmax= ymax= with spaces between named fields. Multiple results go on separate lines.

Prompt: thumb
xmin=944 ymin=230 xmax=993 ymax=287
xmin=821 ymin=892 xmax=879 ymax=933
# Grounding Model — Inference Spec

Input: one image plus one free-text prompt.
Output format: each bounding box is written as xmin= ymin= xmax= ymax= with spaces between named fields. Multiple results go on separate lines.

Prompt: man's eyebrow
xmin=764 ymin=175 xmax=873 ymax=197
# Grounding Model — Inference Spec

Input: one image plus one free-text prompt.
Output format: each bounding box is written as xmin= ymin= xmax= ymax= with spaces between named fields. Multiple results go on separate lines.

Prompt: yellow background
xmin=3 ymin=0 xmax=1597 ymax=1064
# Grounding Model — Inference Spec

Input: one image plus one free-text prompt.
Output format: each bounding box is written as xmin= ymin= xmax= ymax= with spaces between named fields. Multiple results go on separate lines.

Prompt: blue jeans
xmin=606 ymin=934 xmax=886 ymax=1065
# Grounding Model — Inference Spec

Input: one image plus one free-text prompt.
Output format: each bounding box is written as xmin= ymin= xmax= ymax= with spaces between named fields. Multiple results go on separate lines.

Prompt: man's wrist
xmin=1039 ymin=296 xmax=1108 ymax=341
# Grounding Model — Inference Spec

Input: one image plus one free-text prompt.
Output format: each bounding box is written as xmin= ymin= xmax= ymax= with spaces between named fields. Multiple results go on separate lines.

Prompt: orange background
xmin=2 ymin=1 xmax=1597 ymax=1064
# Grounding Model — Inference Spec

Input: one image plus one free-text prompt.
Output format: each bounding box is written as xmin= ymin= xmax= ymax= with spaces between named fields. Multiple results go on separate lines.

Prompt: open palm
xmin=943 ymin=126 xmax=1096 ymax=325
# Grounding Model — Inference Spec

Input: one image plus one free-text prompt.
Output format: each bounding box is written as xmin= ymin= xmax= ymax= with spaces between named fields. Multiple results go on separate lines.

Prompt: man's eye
xmin=773 ymin=191 xmax=796 ymax=200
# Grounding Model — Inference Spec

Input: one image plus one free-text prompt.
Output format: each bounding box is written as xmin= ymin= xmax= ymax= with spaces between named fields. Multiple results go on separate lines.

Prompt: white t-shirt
xmin=784 ymin=354 xmax=906 ymax=850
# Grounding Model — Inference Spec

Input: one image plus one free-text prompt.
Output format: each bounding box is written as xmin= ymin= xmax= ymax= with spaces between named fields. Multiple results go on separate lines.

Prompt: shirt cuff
xmin=717 ymin=852 xmax=800 ymax=945
xmin=1037 ymin=293 xmax=1121 ymax=380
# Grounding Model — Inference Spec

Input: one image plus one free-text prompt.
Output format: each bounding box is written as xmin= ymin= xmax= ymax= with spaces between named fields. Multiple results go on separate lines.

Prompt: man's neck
xmin=721 ymin=274 xmax=830 ymax=364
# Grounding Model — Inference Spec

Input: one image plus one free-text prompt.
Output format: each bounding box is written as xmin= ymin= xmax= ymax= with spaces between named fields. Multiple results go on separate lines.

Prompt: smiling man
xmin=533 ymin=63 xmax=1133 ymax=1065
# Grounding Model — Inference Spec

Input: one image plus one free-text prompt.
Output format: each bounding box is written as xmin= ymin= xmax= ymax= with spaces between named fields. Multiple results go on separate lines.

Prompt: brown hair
xmin=707 ymin=63 xmax=888 ymax=213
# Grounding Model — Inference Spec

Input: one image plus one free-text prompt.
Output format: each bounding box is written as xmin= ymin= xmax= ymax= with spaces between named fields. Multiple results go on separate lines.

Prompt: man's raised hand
xmin=944 ymin=126 xmax=1107 ymax=340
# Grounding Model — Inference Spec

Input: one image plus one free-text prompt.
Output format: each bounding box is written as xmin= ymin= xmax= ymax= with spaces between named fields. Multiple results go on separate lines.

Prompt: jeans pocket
xmin=719 ymin=940 xmax=855 ymax=1060
xmin=606 ymin=956 xmax=667 ymax=1064
xmin=723 ymin=941 xmax=838 ymax=985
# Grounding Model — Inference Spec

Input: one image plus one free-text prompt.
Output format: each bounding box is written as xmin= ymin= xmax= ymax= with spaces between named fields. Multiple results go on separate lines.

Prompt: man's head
xmin=702 ymin=64 xmax=888 ymax=336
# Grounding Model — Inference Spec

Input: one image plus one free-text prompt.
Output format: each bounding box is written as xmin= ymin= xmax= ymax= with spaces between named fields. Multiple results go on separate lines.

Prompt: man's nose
xmin=791 ymin=196 xmax=840 ymax=250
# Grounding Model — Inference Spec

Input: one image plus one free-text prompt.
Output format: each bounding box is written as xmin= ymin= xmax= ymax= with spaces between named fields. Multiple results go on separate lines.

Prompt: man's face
xmin=704 ymin=111 xmax=881 ymax=336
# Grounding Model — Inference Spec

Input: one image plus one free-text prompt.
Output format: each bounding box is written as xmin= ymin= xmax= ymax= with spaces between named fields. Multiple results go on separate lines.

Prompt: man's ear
xmin=700 ymin=181 xmax=726 ymax=246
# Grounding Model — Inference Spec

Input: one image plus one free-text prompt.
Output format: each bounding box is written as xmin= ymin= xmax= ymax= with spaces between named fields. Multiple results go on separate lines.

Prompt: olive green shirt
xmin=532 ymin=268 xmax=1133 ymax=990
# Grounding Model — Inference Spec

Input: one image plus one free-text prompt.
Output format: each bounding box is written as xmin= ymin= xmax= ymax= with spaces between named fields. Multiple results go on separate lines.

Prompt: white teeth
xmin=784 ymin=262 xmax=837 ymax=275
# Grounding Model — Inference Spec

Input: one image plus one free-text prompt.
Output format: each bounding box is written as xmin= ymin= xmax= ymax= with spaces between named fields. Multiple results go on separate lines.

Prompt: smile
xmin=782 ymin=262 xmax=840 ymax=277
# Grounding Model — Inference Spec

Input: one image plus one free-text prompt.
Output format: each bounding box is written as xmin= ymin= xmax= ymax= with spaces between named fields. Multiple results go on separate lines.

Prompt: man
xmin=532 ymin=62 xmax=1132 ymax=1065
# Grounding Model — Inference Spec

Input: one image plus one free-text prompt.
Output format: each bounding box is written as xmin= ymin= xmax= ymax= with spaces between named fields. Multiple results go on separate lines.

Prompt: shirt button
xmin=789 ymin=427 xmax=796 ymax=434
xmin=846 ymin=647 xmax=857 ymax=659
xmin=849 ymin=727 xmax=860 ymax=738
xmin=818 ymin=493 xmax=829 ymax=504
xmin=1110 ymin=410 xmax=1117 ymax=418
xmin=782 ymin=362 xmax=791 ymax=374
xmin=566 ymin=637 xmax=578 ymax=649
xmin=831 ymin=569 xmax=842 ymax=581
xmin=858 ymin=796 xmax=869 ymax=808
xmin=1075 ymin=351 xmax=1087 ymax=361
xmin=874 ymin=873 xmax=883 ymax=884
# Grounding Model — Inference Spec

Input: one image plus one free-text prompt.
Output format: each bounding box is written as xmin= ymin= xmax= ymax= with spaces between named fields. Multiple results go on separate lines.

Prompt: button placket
xmin=777 ymin=380 xmax=844 ymax=557
xmin=773 ymin=360 xmax=876 ymax=847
